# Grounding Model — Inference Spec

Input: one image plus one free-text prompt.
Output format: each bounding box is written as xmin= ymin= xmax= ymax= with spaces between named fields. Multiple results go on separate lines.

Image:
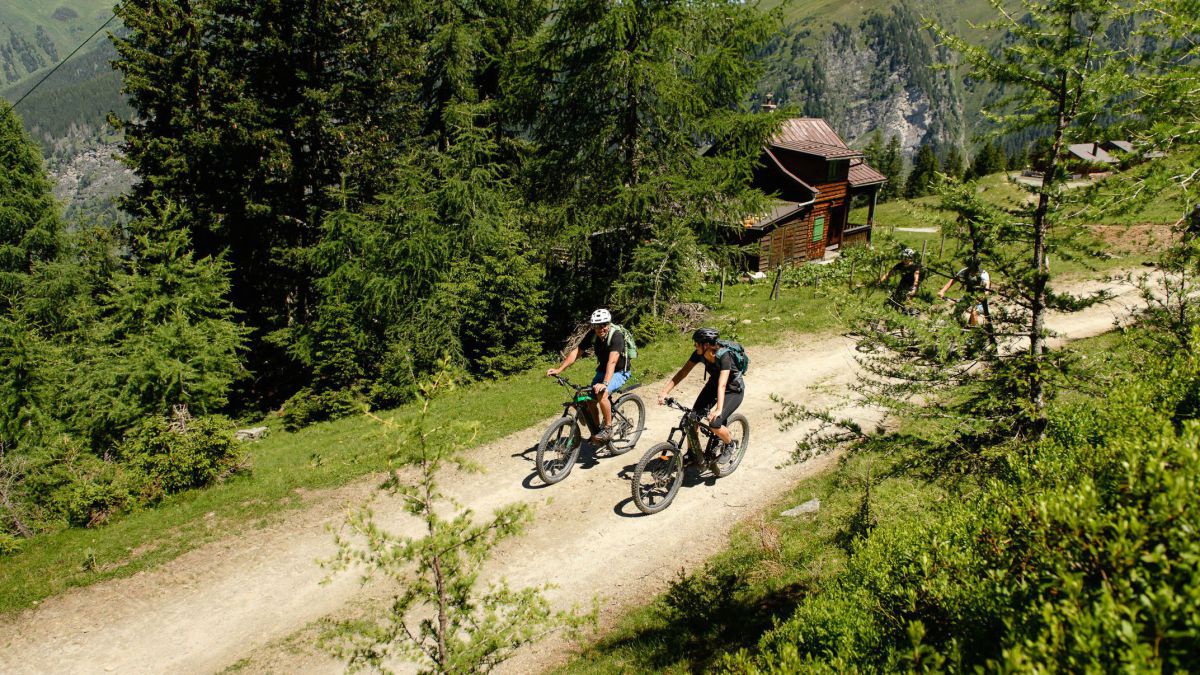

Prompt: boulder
xmin=236 ymin=426 xmax=269 ymax=442
xmin=780 ymin=498 xmax=820 ymax=517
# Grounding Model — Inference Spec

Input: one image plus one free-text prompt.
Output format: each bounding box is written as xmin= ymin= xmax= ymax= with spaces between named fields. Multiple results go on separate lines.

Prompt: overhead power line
xmin=11 ymin=6 xmax=124 ymax=111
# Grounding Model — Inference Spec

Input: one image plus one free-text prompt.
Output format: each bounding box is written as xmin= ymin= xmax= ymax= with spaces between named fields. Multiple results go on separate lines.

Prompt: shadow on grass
xmin=576 ymin=571 xmax=811 ymax=672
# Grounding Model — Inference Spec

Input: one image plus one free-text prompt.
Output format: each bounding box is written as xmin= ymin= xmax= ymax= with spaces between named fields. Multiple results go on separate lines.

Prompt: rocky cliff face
xmin=759 ymin=6 xmax=966 ymax=156
xmin=50 ymin=142 xmax=133 ymax=222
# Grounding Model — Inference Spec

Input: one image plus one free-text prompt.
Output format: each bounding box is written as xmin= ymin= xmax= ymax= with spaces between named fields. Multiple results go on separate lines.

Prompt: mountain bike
xmin=535 ymin=375 xmax=646 ymax=485
xmin=630 ymin=398 xmax=749 ymax=514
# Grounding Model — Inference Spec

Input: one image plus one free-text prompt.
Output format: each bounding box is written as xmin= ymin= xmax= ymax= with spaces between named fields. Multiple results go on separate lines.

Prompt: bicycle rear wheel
xmin=535 ymin=416 xmax=581 ymax=485
xmin=631 ymin=442 xmax=684 ymax=514
xmin=713 ymin=413 xmax=749 ymax=478
xmin=606 ymin=393 xmax=645 ymax=456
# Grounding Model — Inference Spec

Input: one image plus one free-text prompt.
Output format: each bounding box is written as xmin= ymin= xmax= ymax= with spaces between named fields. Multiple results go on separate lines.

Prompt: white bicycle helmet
xmin=589 ymin=308 xmax=612 ymax=324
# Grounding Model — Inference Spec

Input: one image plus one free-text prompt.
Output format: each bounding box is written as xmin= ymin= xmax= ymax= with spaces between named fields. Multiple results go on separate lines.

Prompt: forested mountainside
xmin=0 ymin=1 xmax=113 ymax=88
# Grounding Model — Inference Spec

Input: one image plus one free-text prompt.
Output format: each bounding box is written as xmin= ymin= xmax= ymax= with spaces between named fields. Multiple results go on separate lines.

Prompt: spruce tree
xmin=942 ymin=145 xmax=966 ymax=180
xmin=0 ymin=104 xmax=60 ymax=305
xmin=72 ymin=201 xmax=246 ymax=448
xmin=112 ymin=0 xmax=421 ymax=403
xmin=515 ymin=0 xmax=779 ymax=319
xmin=0 ymin=103 xmax=64 ymax=455
xmin=879 ymin=134 xmax=905 ymax=201
xmin=904 ymin=143 xmax=938 ymax=198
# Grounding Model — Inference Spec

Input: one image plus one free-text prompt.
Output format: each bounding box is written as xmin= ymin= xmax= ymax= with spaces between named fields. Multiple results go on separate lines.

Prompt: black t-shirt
xmin=890 ymin=262 xmax=919 ymax=294
xmin=690 ymin=350 xmax=744 ymax=393
xmin=580 ymin=328 xmax=628 ymax=372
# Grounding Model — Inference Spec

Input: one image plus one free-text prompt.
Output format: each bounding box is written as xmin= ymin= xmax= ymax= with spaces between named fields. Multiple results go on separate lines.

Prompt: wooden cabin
xmin=740 ymin=119 xmax=887 ymax=271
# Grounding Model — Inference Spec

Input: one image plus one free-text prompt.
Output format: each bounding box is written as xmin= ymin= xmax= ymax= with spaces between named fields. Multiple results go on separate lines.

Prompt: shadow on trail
xmin=612 ymin=496 xmax=646 ymax=518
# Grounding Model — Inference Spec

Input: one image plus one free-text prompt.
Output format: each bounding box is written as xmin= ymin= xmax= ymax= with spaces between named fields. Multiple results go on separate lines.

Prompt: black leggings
xmin=693 ymin=383 xmax=744 ymax=428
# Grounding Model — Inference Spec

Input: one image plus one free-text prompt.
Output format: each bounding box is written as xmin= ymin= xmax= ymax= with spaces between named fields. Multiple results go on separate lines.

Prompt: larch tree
xmin=933 ymin=0 xmax=1128 ymax=429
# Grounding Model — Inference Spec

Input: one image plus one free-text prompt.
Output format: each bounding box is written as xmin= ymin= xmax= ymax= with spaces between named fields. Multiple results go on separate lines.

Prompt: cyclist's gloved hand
xmin=658 ymin=393 xmax=668 ymax=405
xmin=546 ymin=368 xmax=559 ymax=377
xmin=593 ymin=382 xmax=607 ymax=395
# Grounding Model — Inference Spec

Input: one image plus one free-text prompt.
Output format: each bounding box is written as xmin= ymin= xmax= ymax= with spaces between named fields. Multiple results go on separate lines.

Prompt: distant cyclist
xmin=547 ymin=309 xmax=629 ymax=442
xmin=880 ymin=248 xmax=921 ymax=312
xmin=938 ymin=259 xmax=991 ymax=326
xmin=657 ymin=328 xmax=744 ymax=464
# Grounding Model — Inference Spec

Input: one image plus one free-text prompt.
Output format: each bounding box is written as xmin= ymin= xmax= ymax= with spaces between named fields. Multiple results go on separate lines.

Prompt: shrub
xmin=282 ymin=387 xmax=363 ymax=432
xmin=118 ymin=415 xmax=245 ymax=501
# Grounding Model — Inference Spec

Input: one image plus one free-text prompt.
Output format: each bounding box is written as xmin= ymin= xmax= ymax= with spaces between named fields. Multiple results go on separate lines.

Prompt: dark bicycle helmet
xmin=692 ymin=327 xmax=720 ymax=344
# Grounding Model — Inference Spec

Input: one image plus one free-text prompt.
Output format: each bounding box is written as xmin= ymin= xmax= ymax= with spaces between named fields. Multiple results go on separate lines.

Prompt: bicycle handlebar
xmin=662 ymin=397 xmax=716 ymax=429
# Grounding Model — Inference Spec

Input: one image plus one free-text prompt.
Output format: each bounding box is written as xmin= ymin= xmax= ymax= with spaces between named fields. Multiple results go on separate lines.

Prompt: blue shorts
xmin=592 ymin=370 xmax=630 ymax=394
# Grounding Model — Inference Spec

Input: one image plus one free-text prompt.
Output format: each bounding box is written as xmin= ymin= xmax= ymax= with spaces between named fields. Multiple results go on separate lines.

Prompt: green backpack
xmin=606 ymin=324 xmax=638 ymax=364
xmin=716 ymin=339 xmax=749 ymax=375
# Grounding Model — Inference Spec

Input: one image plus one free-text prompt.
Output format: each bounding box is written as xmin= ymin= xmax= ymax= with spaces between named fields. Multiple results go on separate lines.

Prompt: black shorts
xmin=693 ymin=383 xmax=744 ymax=428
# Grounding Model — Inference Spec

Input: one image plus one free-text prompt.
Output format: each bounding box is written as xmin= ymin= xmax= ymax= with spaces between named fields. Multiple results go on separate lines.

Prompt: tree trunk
xmin=1029 ymin=69 xmax=1072 ymax=423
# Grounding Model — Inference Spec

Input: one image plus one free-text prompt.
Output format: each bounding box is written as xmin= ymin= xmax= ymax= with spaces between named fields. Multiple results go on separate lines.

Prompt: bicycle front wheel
xmin=536 ymin=416 xmax=581 ymax=485
xmin=713 ymin=413 xmax=750 ymax=478
xmin=606 ymin=393 xmax=645 ymax=455
xmin=631 ymin=442 xmax=684 ymax=514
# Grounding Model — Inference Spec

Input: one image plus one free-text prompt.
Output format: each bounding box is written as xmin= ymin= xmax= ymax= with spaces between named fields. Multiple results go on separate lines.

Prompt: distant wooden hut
xmin=740 ymin=118 xmax=886 ymax=271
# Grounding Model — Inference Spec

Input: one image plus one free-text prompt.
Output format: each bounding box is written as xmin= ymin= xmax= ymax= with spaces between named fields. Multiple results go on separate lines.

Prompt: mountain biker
xmin=938 ymin=259 xmax=991 ymax=326
xmin=657 ymin=327 xmax=744 ymax=464
xmin=880 ymin=248 xmax=921 ymax=312
xmin=546 ymin=308 xmax=629 ymax=442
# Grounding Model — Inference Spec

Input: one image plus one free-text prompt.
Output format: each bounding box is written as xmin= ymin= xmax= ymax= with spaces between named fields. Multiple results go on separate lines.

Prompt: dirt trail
xmin=0 ymin=273 xmax=1147 ymax=675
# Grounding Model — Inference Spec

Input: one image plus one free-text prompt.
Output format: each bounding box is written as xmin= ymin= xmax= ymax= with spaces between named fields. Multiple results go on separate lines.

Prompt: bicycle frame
xmin=552 ymin=375 xmax=639 ymax=435
xmin=663 ymin=399 xmax=718 ymax=460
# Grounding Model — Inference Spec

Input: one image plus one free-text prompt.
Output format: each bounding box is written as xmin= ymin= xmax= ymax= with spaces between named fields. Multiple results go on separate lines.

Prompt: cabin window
xmin=812 ymin=216 xmax=825 ymax=242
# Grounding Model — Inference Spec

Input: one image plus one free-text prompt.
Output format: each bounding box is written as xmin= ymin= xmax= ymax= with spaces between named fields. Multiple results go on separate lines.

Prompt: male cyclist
xmin=938 ymin=259 xmax=991 ymax=326
xmin=546 ymin=309 xmax=629 ymax=442
xmin=879 ymin=248 xmax=921 ymax=312
xmin=657 ymin=328 xmax=744 ymax=464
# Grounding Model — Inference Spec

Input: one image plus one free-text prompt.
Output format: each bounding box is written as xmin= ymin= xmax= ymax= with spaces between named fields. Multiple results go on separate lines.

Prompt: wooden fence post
xmin=920 ymin=240 xmax=928 ymax=264
xmin=719 ymin=268 xmax=725 ymax=305
xmin=770 ymin=265 xmax=784 ymax=301
xmin=848 ymin=259 xmax=856 ymax=290
xmin=938 ymin=228 xmax=946 ymax=259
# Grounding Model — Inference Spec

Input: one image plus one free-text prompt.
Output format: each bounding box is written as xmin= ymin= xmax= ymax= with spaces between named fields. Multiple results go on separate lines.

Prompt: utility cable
xmin=11 ymin=6 xmax=124 ymax=111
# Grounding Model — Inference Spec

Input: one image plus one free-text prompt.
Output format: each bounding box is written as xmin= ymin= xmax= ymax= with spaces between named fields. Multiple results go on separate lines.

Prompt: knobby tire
xmin=631 ymin=442 xmax=684 ymax=514
xmin=606 ymin=393 xmax=645 ymax=456
xmin=713 ymin=413 xmax=750 ymax=478
xmin=536 ymin=416 xmax=581 ymax=485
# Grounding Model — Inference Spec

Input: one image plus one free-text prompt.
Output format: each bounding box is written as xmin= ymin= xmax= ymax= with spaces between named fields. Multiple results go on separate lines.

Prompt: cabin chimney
xmin=762 ymin=92 xmax=777 ymax=113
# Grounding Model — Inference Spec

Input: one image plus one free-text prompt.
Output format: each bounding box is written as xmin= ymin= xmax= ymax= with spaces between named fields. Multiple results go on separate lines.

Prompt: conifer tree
xmin=0 ymin=104 xmax=60 ymax=306
xmin=0 ymin=103 xmax=64 ymax=455
xmin=934 ymin=0 xmax=1126 ymax=424
xmin=515 ymin=0 xmax=779 ymax=318
xmin=325 ymin=368 xmax=587 ymax=672
xmin=112 ymin=0 xmax=422 ymax=402
xmin=878 ymin=134 xmax=905 ymax=201
xmin=942 ymin=145 xmax=966 ymax=180
xmin=72 ymin=201 xmax=246 ymax=447
xmin=904 ymin=143 xmax=938 ymax=198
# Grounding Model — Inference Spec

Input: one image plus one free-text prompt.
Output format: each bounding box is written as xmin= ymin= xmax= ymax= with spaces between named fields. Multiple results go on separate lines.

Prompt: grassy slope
xmin=556 ymin=327 xmax=1139 ymax=674
xmin=0 ymin=0 xmax=114 ymax=87
xmin=762 ymin=0 xmax=999 ymax=31
xmin=856 ymin=167 xmax=1188 ymax=276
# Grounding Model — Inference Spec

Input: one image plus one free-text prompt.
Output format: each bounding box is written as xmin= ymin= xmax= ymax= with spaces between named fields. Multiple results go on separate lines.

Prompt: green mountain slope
xmin=0 ymin=0 xmax=114 ymax=87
